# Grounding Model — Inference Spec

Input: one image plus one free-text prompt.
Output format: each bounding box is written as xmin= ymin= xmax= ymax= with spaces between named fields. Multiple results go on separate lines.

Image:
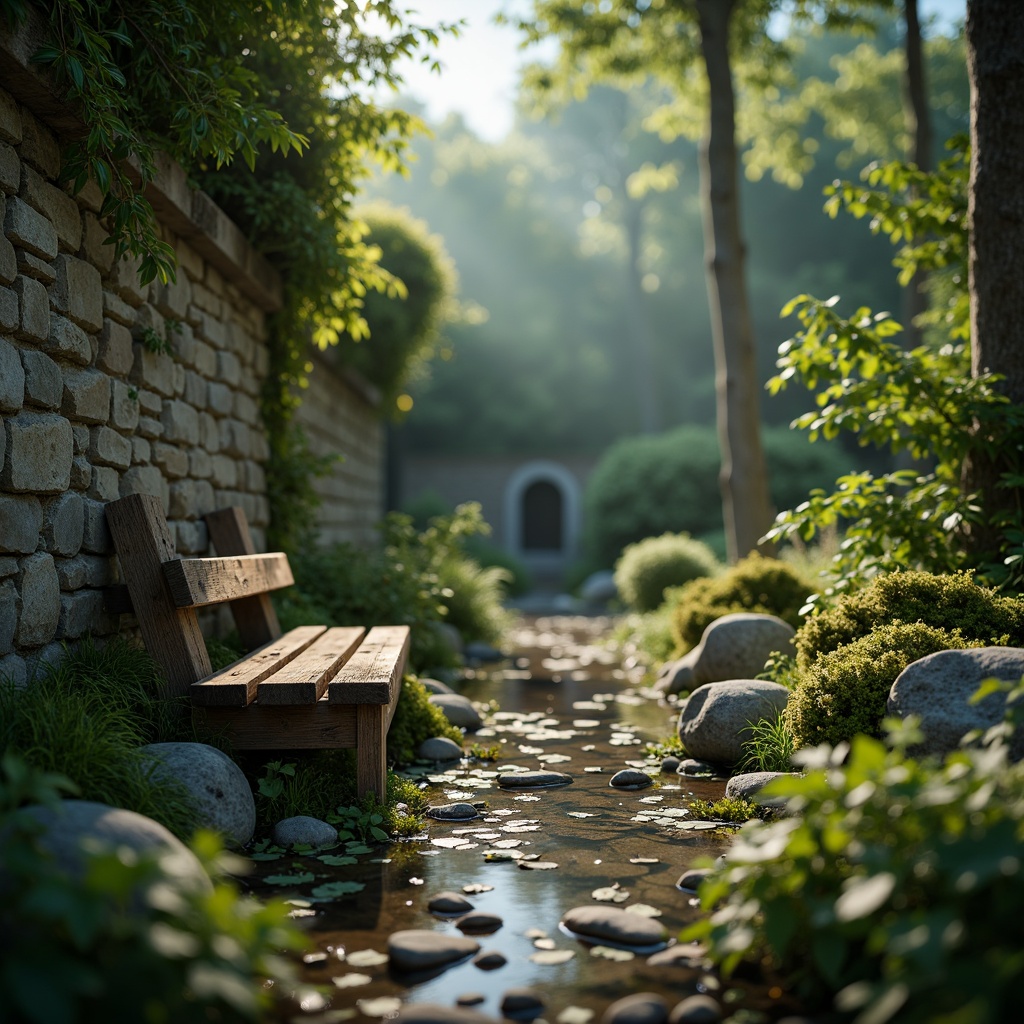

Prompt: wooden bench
xmin=105 ymin=492 xmax=410 ymax=802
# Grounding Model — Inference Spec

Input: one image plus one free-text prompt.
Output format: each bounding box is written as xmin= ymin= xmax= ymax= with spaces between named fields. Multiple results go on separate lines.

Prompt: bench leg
xmin=356 ymin=704 xmax=387 ymax=803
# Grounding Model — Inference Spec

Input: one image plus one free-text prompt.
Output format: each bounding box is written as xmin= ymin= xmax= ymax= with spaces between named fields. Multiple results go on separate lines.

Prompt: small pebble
xmin=676 ymin=759 xmax=715 ymax=776
xmin=457 ymin=993 xmax=486 ymax=1006
xmin=473 ymin=950 xmax=507 ymax=970
xmin=456 ymin=911 xmax=503 ymax=934
xmin=601 ymin=992 xmax=669 ymax=1024
xmin=661 ymin=756 xmax=681 ymax=773
xmin=676 ymin=869 xmax=710 ymax=893
xmin=427 ymin=802 xmax=480 ymax=821
xmin=387 ymin=930 xmax=479 ymax=972
xmin=428 ymin=891 xmax=474 ymax=915
xmin=668 ymin=995 xmax=722 ymax=1024
xmin=609 ymin=768 xmax=652 ymax=790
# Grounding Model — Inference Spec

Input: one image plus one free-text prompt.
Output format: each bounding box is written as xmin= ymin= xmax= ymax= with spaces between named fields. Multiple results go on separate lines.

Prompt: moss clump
xmin=794 ymin=570 xmax=1024 ymax=671
xmin=386 ymin=675 xmax=464 ymax=765
xmin=670 ymin=552 xmax=814 ymax=653
xmin=688 ymin=796 xmax=763 ymax=823
xmin=785 ymin=622 xmax=981 ymax=747
xmin=614 ymin=533 xmax=720 ymax=613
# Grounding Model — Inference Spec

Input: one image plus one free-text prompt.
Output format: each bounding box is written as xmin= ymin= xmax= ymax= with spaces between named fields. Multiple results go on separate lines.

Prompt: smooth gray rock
xmin=497 ymin=770 xmax=573 ymax=789
xmin=677 ymin=758 xmax=716 ymax=776
xmin=140 ymin=742 xmax=255 ymax=848
xmin=8 ymin=800 xmax=210 ymax=893
xmin=609 ymin=768 xmax=653 ymax=790
xmin=396 ymin=1004 xmax=496 ymax=1024
xmin=581 ymin=570 xmax=618 ymax=604
xmin=602 ymin=993 xmax=669 ymax=1024
xmin=500 ymin=988 xmax=546 ymax=1019
xmin=272 ymin=815 xmax=338 ymax=850
xmin=561 ymin=905 xmax=668 ymax=948
xmin=677 ymin=680 xmax=791 ymax=765
xmin=473 ymin=950 xmax=507 ymax=970
xmin=427 ymin=802 xmax=480 ymax=821
xmin=645 ymin=943 xmax=709 ymax=968
xmin=660 ymin=756 xmax=681 ymax=773
xmin=676 ymin=869 xmax=711 ymax=893
xmin=456 ymin=911 xmax=503 ymax=934
xmin=658 ymin=614 xmax=796 ymax=696
xmin=428 ymin=891 xmax=474 ymax=915
xmin=669 ymin=995 xmax=722 ymax=1024
xmin=388 ymin=929 xmax=480 ymax=972
xmin=429 ymin=692 xmax=484 ymax=730
xmin=419 ymin=676 xmax=455 ymax=695
xmin=888 ymin=646 xmax=1024 ymax=760
xmin=465 ymin=641 xmax=504 ymax=663
xmin=725 ymin=771 xmax=799 ymax=807
xmin=417 ymin=736 xmax=463 ymax=761
xmin=15 ymin=552 xmax=60 ymax=646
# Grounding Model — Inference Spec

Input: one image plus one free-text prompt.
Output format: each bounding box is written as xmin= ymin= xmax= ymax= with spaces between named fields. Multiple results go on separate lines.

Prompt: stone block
xmin=82 ymin=554 xmax=111 ymax=587
xmin=171 ymin=321 xmax=196 ymax=368
xmin=219 ymin=419 xmax=251 ymax=458
xmin=0 ymin=494 xmax=42 ymax=553
xmin=5 ymin=195 xmax=57 ymax=260
xmin=0 ymin=557 xmax=17 ymax=578
xmin=0 ymin=579 xmax=16 ymax=654
xmin=56 ymin=555 xmax=88 ymax=591
xmin=73 ymin=178 xmax=103 ymax=214
xmin=210 ymin=455 xmax=238 ymax=488
xmin=81 ymin=213 xmax=115 ymax=272
xmin=44 ymin=314 xmax=91 ymax=364
xmin=168 ymin=479 xmax=196 ymax=519
xmin=137 ymin=415 xmax=162 ymax=439
xmin=40 ymin=493 xmax=83 ymax=557
xmin=161 ymin=400 xmax=199 ymax=445
xmin=217 ymin=350 xmax=241 ymax=388
xmin=175 ymin=519 xmax=207 ymax=555
xmin=120 ymin=464 xmax=165 ymax=501
xmin=70 ymin=456 xmax=91 ymax=490
xmin=14 ymin=275 xmax=48 ymax=342
xmin=182 ymin=369 xmax=206 ymax=408
xmin=57 ymin=589 xmax=105 ymax=640
xmin=0 ymin=336 xmax=25 ymax=412
xmin=102 ymin=289 xmax=135 ymax=326
xmin=71 ymin=424 xmax=89 ymax=454
xmin=172 ymin=362 xmax=185 ymax=397
xmin=243 ymin=461 xmax=266 ymax=493
xmin=16 ymin=552 xmax=60 ymax=647
xmin=50 ymin=256 xmax=102 ymax=331
xmin=0 ymin=141 xmax=18 ymax=195
xmin=198 ymin=311 xmax=226 ymax=348
xmin=131 ymin=437 xmax=150 ymax=464
xmin=0 ymin=233 xmax=15 ymax=285
xmin=2 ymin=413 xmax=72 ymax=493
xmin=0 ymin=286 xmax=15 ymax=335
xmin=87 ymin=465 xmax=120 ymax=502
xmin=17 ymin=249 xmax=55 ymax=284
xmin=89 ymin=426 xmax=132 ymax=469
xmin=137 ymin=388 xmax=161 ymax=416
xmin=109 ymin=379 xmax=140 ymax=432
xmin=22 ymin=349 xmax=61 ymax=409
xmin=109 ymin=251 xmax=145 ymax=304
xmin=207 ymin=381 xmax=233 ymax=417
xmin=20 ymin=165 xmax=81 ymax=252
xmin=96 ymin=320 xmax=133 ymax=376
xmin=250 ymin=431 xmax=270 ymax=464
xmin=130 ymin=345 xmax=175 ymax=398
xmin=189 ymin=447 xmax=212 ymax=479
xmin=152 ymin=441 xmax=189 ymax=479
xmin=81 ymin=498 xmax=112 ymax=555
xmin=152 ymin=273 xmax=191 ymax=320
xmin=194 ymin=479 xmax=215 ymax=516
xmin=62 ymin=369 xmax=110 ymax=424
xmin=199 ymin=412 xmax=220 ymax=452
xmin=0 ymin=89 xmax=21 ymax=146
xmin=193 ymin=340 xmax=216 ymax=378
xmin=18 ymin=110 xmax=60 ymax=178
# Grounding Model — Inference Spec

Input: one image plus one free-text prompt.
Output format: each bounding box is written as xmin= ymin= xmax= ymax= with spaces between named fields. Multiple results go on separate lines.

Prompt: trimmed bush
xmin=794 ymin=570 xmax=1024 ymax=671
xmin=614 ymin=533 xmax=720 ymax=612
xmin=669 ymin=552 xmax=814 ymax=653
xmin=785 ymin=622 xmax=980 ymax=747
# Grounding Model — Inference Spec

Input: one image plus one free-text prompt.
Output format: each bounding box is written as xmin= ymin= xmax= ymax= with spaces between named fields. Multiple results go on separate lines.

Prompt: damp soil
xmin=249 ymin=615 xmax=792 ymax=1023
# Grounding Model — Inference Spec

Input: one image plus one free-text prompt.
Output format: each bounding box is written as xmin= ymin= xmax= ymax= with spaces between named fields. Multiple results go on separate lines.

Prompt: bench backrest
xmin=106 ymin=493 xmax=293 ymax=699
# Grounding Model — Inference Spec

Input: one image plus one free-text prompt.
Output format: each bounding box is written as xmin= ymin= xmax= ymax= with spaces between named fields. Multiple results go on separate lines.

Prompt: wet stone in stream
xmin=497 ymin=769 xmax=574 ymax=788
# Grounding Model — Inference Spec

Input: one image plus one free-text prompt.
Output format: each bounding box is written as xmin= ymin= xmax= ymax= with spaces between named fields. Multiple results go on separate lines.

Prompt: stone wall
xmin=0 ymin=19 xmax=389 ymax=684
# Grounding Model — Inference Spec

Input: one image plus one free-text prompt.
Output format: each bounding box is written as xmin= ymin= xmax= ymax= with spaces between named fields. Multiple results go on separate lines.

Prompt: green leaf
xmin=263 ymin=871 xmax=316 ymax=887
xmin=309 ymin=880 xmax=365 ymax=899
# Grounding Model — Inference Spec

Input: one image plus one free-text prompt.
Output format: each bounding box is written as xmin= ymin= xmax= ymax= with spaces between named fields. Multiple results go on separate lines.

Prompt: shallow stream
xmin=252 ymin=615 xmax=784 ymax=1023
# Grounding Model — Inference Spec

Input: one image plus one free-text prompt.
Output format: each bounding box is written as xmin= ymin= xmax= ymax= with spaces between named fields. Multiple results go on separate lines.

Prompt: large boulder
xmin=656 ymin=614 xmax=795 ymax=696
xmin=7 ymin=800 xmax=210 ymax=893
xmin=139 ymin=742 xmax=255 ymax=848
xmin=888 ymin=646 xmax=1024 ymax=760
xmin=677 ymin=680 xmax=790 ymax=764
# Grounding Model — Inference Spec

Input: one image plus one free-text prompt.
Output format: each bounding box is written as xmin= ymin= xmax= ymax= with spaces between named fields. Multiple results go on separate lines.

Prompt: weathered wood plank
xmin=357 ymin=704 xmax=388 ymax=801
xmin=205 ymin=506 xmax=282 ymax=649
xmin=189 ymin=625 xmax=328 ymax=707
xmin=162 ymin=553 xmax=293 ymax=608
xmin=197 ymin=698 xmax=358 ymax=749
xmin=105 ymin=493 xmax=210 ymax=699
xmin=256 ymin=627 xmax=366 ymax=705
xmin=328 ymin=625 xmax=411 ymax=705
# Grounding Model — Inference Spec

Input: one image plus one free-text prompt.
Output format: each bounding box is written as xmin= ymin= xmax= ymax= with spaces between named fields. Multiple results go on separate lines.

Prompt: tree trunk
xmin=962 ymin=0 xmax=1024 ymax=559
xmin=695 ymin=0 xmax=774 ymax=562
xmin=901 ymin=0 xmax=931 ymax=347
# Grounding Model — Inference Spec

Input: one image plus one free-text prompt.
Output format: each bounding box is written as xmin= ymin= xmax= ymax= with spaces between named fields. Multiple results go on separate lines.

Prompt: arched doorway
xmin=504 ymin=461 xmax=581 ymax=583
xmin=521 ymin=480 xmax=563 ymax=551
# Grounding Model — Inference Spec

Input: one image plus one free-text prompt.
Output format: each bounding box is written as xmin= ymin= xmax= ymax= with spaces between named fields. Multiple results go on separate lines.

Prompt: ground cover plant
xmin=687 ymin=706 xmax=1024 ymax=1024
xmin=0 ymin=755 xmax=307 ymax=1024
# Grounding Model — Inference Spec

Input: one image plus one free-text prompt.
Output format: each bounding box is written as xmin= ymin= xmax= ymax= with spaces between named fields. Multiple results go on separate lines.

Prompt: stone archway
xmin=504 ymin=461 xmax=581 ymax=575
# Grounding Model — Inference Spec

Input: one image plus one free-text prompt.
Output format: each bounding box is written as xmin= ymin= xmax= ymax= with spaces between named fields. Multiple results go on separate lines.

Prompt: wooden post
xmin=356 ymin=704 xmax=388 ymax=802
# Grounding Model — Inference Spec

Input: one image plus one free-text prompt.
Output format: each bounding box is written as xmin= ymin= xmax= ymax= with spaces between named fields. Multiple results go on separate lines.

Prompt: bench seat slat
xmin=190 ymin=625 xmax=328 ymax=707
xmin=329 ymin=625 xmax=411 ymax=705
xmin=162 ymin=553 xmax=293 ymax=608
xmin=256 ymin=626 xmax=367 ymax=705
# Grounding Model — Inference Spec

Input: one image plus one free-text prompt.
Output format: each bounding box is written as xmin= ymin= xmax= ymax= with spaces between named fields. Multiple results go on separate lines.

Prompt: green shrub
xmin=461 ymin=536 xmax=533 ymax=596
xmin=794 ymin=569 xmax=1024 ymax=671
xmin=436 ymin=555 xmax=514 ymax=647
xmin=669 ymin=552 xmax=814 ymax=653
xmin=0 ymin=639 xmax=199 ymax=839
xmin=786 ymin=622 xmax=980 ymax=747
xmin=0 ymin=755 xmax=306 ymax=1024
xmin=614 ymin=532 xmax=720 ymax=613
xmin=687 ymin=716 xmax=1024 ymax=1024
xmin=583 ymin=424 xmax=848 ymax=569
